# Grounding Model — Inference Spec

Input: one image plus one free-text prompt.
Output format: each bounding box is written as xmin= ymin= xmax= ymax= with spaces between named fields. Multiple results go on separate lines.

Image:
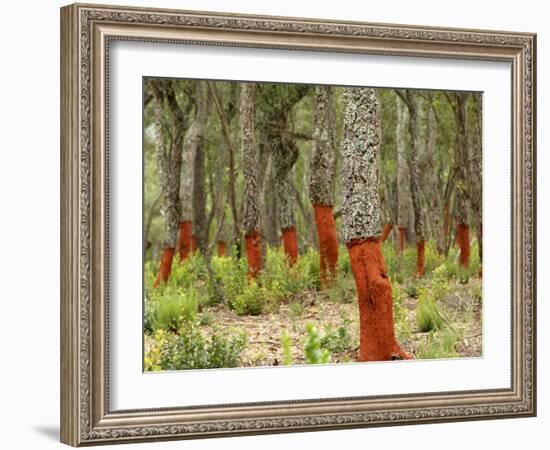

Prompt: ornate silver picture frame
xmin=60 ymin=3 xmax=536 ymax=446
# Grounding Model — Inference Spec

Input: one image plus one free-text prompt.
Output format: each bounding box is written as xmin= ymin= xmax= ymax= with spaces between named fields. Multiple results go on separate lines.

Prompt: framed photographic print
xmin=60 ymin=2 xmax=536 ymax=446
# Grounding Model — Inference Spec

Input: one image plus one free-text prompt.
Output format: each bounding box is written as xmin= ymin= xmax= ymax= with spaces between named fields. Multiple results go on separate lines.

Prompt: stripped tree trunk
xmin=449 ymin=92 xmax=471 ymax=268
xmin=240 ymin=83 xmax=262 ymax=278
xmin=309 ymin=86 xmax=339 ymax=286
xmin=150 ymin=80 xmax=185 ymax=287
xmin=341 ymin=87 xmax=411 ymax=362
xmin=396 ymin=95 xmax=410 ymax=254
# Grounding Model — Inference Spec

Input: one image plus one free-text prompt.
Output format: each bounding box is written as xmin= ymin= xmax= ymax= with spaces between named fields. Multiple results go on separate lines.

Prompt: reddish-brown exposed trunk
xmin=398 ymin=227 xmax=407 ymax=253
xmin=347 ymin=239 xmax=411 ymax=361
xmin=245 ymin=232 xmax=262 ymax=278
xmin=416 ymin=240 xmax=426 ymax=278
xmin=282 ymin=227 xmax=298 ymax=266
xmin=457 ymin=223 xmax=470 ymax=267
xmin=217 ymin=240 xmax=226 ymax=257
xmin=176 ymin=221 xmax=192 ymax=262
xmin=313 ymin=204 xmax=339 ymax=286
xmin=380 ymin=223 xmax=393 ymax=243
xmin=153 ymin=247 xmax=175 ymax=288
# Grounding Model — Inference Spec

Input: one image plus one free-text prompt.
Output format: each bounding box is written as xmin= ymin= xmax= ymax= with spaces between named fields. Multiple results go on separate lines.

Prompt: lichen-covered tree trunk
xmin=341 ymin=87 xmax=411 ymax=362
xmin=470 ymin=94 xmax=483 ymax=275
xmin=452 ymin=93 xmax=471 ymax=268
xmin=177 ymin=82 xmax=209 ymax=260
xmin=150 ymin=80 xmax=184 ymax=287
xmin=424 ymin=100 xmax=446 ymax=255
xmin=190 ymin=82 xmax=210 ymax=255
xmin=259 ymin=84 xmax=308 ymax=266
xmin=398 ymin=90 xmax=426 ymax=277
xmin=177 ymin=126 xmax=194 ymax=262
xmin=213 ymin=141 xmax=228 ymax=257
xmin=275 ymin=151 xmax=299 ymax=265
xmin=260 ymin=153 xmax=279 ymax=248
xmin=309 ymin=86 xmax=339 ymax=286
xmin=240 ymin=83 xmax=262 ymax=278
xmin=396 ymin=96 xmax=411 ymax=254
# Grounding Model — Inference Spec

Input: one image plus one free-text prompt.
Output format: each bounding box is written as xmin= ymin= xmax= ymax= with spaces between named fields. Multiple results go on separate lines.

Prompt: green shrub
xmin=259 ymin=246 xmax=318 ymax=301
xmin=288 ymin=300 xmax=305 ymax=319
xmin=280 ymin=329 xmax=293 ymax=366
xmin=392 ymin=281 xmax=411 ymax=340
xmin=320 ymin=318 xmax=353 ymax=354
xmin=431 ymin=264 xmax=449 ymax=301
xmin=211 ymin=252 xmax=247 ymax=306
xmin=148 ymin=323 xmax=247 ymax=370
xmin=416 ymin=288 xmax=443 ymax=332
xmin=325 ymin=271 xmax=356 ymax=304
xmin=144 ymin=296 xmax=156 ymax=334
xmin=405 ymin=283 xmax=419 ymax=299
xmin=229 ymin=280 xmax=268 ymax=316
xmin=471 ymin=279 xmax=483 ymax=304
xmin=416 ymin=329 xmax=460 ymax=359
xmin=304 ymin=323 xmax=330 ymax=364
xmin=198 ymin=311 xmax=214 ymax=326
xmin=338 ymin=247 xmax=352 ymax=274
xmin=169 ymin=252 xmax=207 ymax=289
xmin=150 ymin=287 xmax=199 ymax=332
xmin=424 ymin=240 xmax=445 ymax=274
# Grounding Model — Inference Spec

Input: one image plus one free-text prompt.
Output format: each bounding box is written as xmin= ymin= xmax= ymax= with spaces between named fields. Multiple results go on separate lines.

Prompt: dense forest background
xmin=143 ymin=79 xmax=483 ymax=371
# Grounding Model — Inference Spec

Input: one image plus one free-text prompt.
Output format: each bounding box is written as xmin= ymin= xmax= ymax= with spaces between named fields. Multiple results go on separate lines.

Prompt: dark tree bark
xmin=396 ymin=89 xmax=426 ymax=277
xmin=208 ymin=82 xmax=241 ymax=251
xmin=259 ymin=84 xmax=308 ymax=265
xmin=212 ymin=141 xmax=228 ymax=257
xmin=149 ymin=80 xmax=185 ymax=287
xmin=309 ymin=86 xmax=339 ymax=286
xmin=447 ymin=92 xmax=471 ymax=268
xmin=341 ymin=87 xmax=410 ymax=362
xmin=470 ymin=94 xmax=483 ymax=275
xmin=395 ymin=95 xmax=411 ymax=254
xmin=188 ymin=82 xmax=210 ymax=255
xmin=240 ymin=83 xmax=262 ymax=278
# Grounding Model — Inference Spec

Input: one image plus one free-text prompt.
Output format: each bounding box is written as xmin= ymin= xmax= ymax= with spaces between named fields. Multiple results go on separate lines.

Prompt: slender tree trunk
xmin=189 ymin=82 xmax=210 ymax=255
xmin=273 ymin=136 xmax=299 ymax=266
xmin=396 ymin=96 xmax=410 ymax=254
xmin=341 ymin=87 xmax=411 ymax=362
xmin=208 ymin=82 xmax=240 ymax=251
xmin=397 ymin=90 xmax=426 ymax=277
xmin=240 ymin=83 xmax=262 ymax=278
xmin=309 ymin=86 xmax=339 ymax=286
xmin=260 ymin=153 xmax=279 ymax=248
xmin=450 ymin=93 xmax=471 ymax=268
xmin=150 ymin=81 xmax=185 ymax=287
xmin=470 ymin=94 xmax=483 ymax=275
xmin=212 ymin=141 xmax=228 ymax=257
xmin=259 ymin=85 xmax=308 ymax=266
xmin=380 ymin=223 xmax=393 ymax=243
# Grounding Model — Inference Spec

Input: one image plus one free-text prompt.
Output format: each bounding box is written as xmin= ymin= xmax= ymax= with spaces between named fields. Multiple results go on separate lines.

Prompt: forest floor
xmin=145 ymin=277 xmax=483 ymax=367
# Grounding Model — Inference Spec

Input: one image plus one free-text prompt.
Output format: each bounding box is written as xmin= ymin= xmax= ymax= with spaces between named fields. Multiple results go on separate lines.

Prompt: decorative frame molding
xmin=60 ymin=3 xmax=536 ymax=446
